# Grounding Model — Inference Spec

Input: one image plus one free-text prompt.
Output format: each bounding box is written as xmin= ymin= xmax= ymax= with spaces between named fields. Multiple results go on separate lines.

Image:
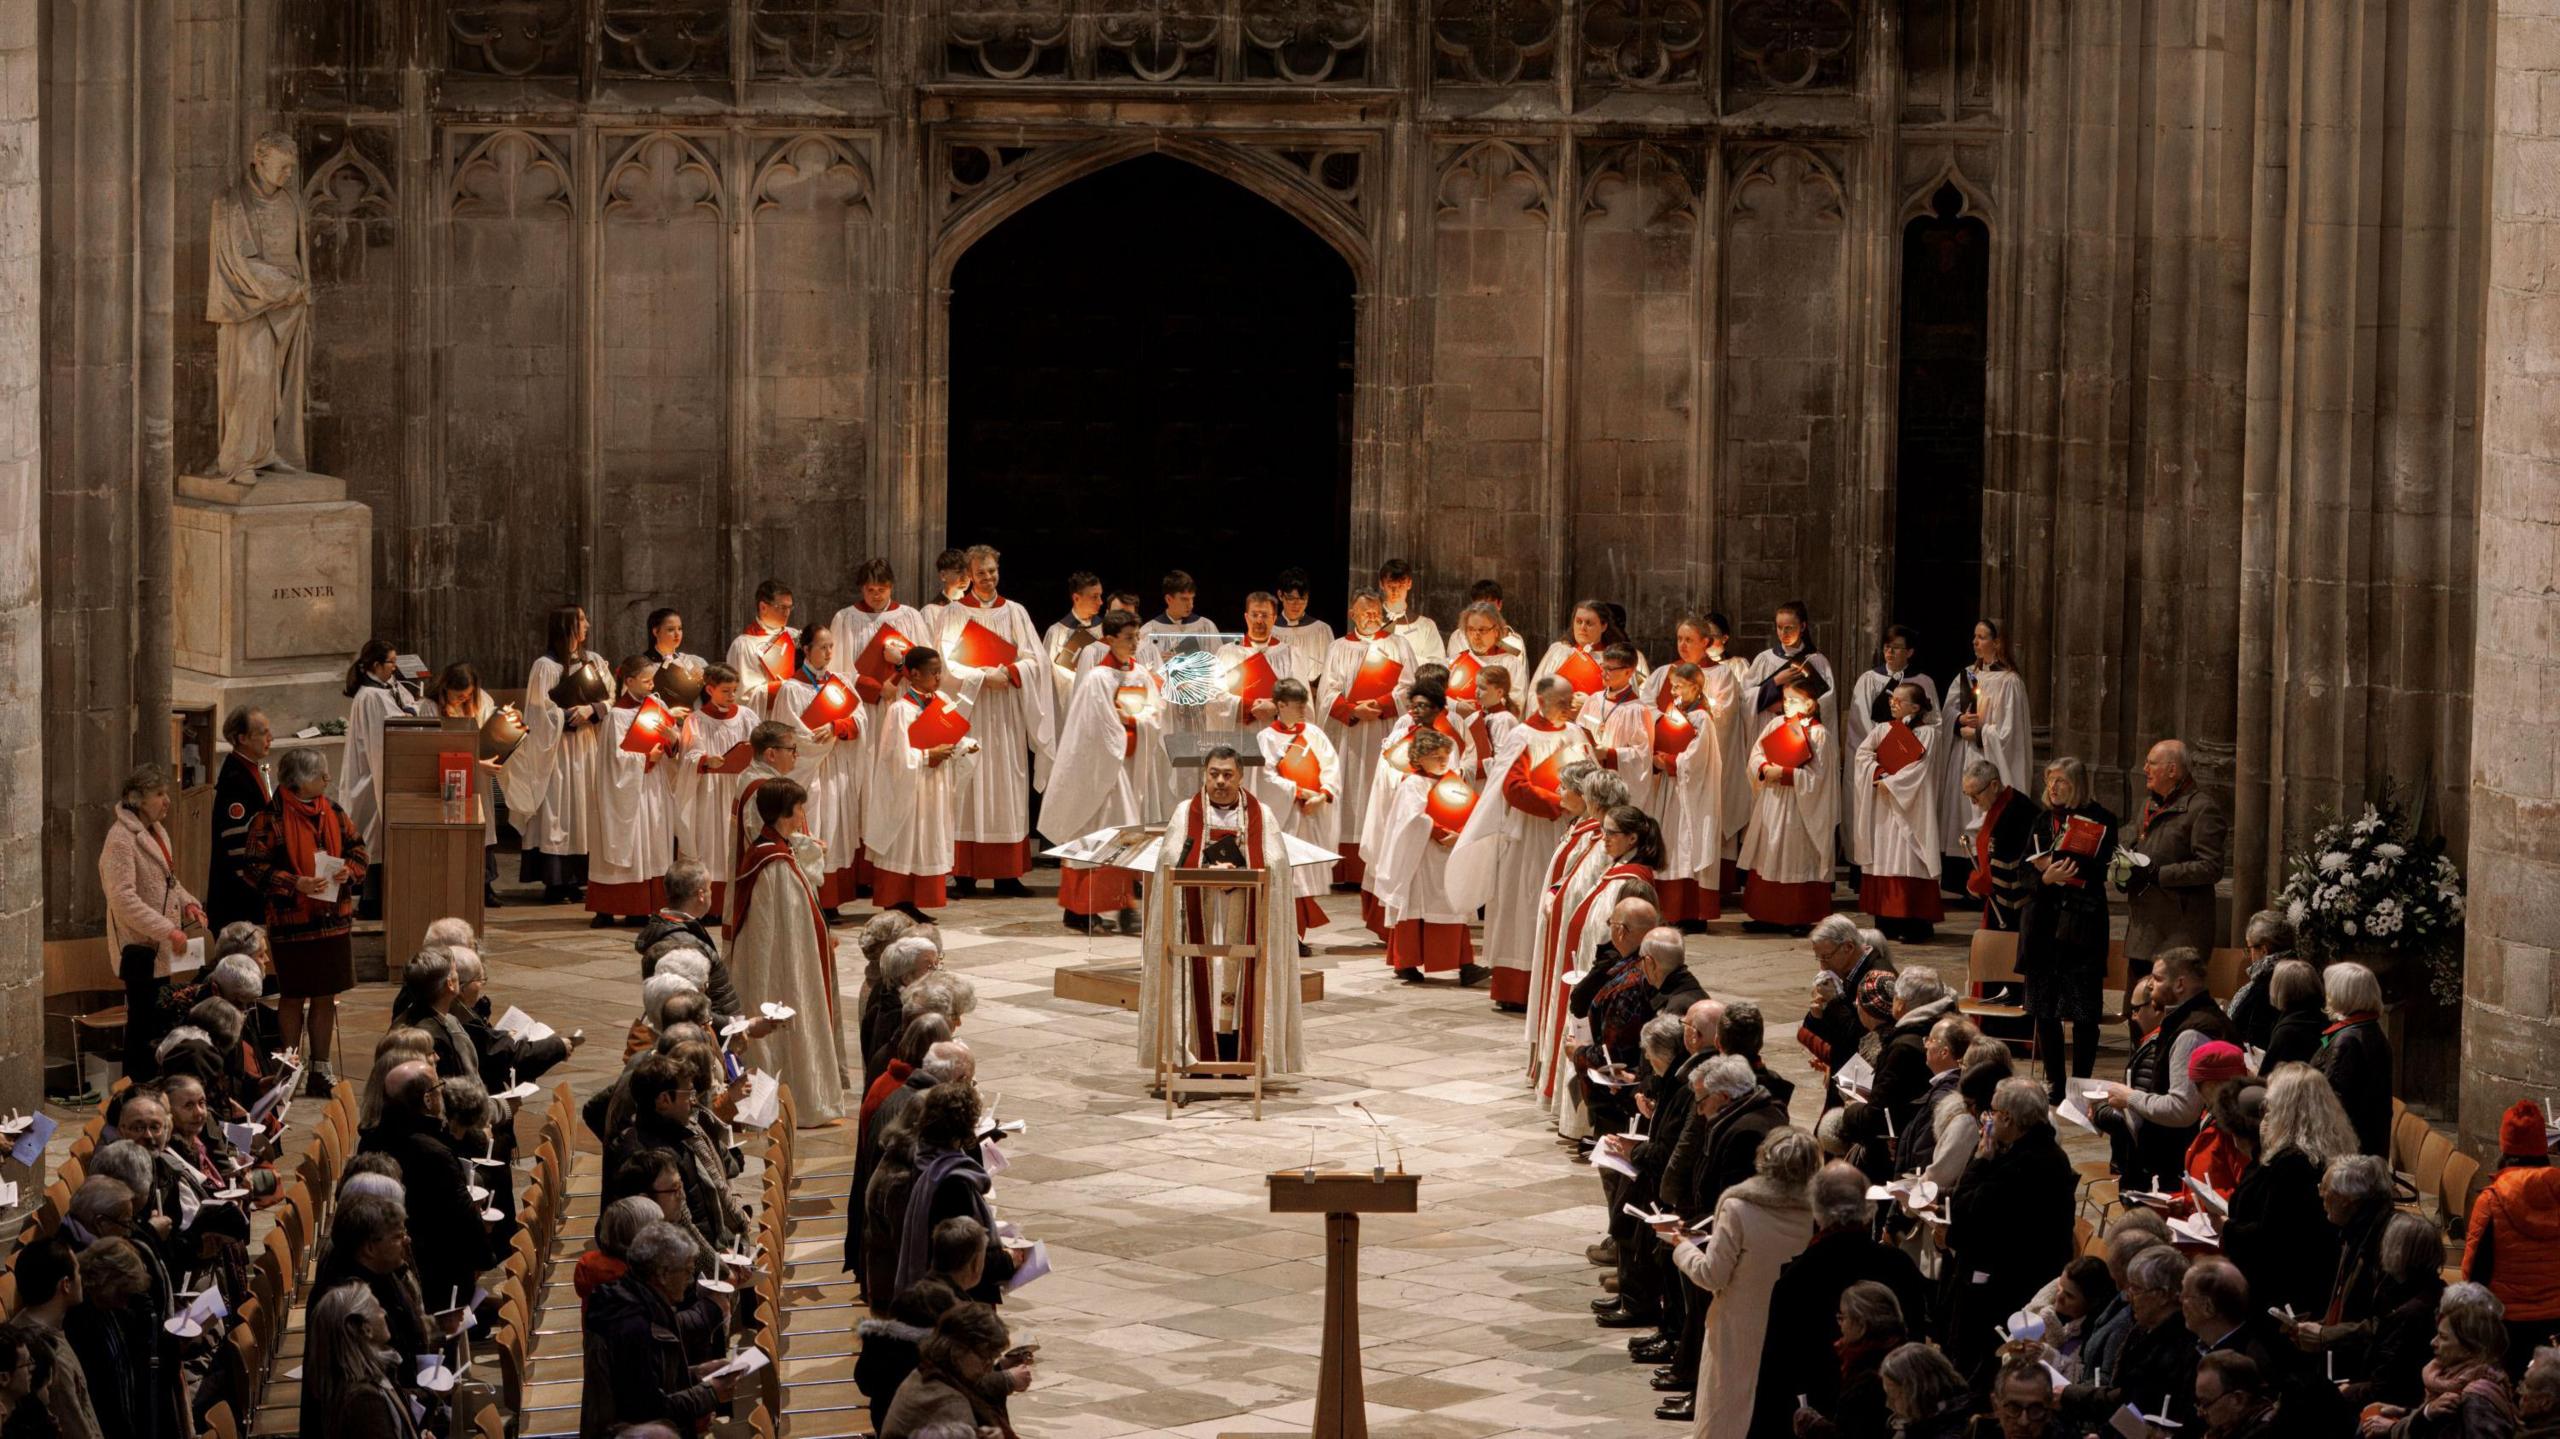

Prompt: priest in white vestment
xmin=1136 ymin=748 xmax=1307 ymax=1076
xmin=729 ymin=777 xmax=848 ymax=1126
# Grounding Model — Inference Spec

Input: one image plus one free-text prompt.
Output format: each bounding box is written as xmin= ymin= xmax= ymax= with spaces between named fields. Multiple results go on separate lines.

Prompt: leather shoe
xmin=1628 ymin=1335 xmax=1676 ymax=1364
xmin=1589 ymin=1296 xmax=1623 ymax=1316
xmin=1650 ymin=1367 xmax=1687 ymax=1392
xmin=1656 ymin=1395 xmax=1695 ymax=1422
xmin=1585 ymin=1239 xmax=1618 ymax=1266
xmin=1595 ymin=1304 xmax=1656 ymax=1329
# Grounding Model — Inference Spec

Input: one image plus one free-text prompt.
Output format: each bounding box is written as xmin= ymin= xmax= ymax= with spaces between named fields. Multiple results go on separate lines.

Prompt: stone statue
xmin=203 ymin=131 xmax=311 ymax=485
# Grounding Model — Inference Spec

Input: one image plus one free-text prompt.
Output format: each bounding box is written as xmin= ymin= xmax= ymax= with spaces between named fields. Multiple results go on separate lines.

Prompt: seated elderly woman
xmin=2362 ymin=1283 xmax=2516 ymax=1438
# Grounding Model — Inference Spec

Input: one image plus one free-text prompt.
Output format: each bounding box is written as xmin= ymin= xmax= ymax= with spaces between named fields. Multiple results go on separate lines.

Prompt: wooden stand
xmin=1250 ymin=1171 xmax=1421 ymax=1439
xmin=1148 ymin=866 xmax=1270 ymax=1119
xmin=381 ymin=719 xmax=485 ymax=958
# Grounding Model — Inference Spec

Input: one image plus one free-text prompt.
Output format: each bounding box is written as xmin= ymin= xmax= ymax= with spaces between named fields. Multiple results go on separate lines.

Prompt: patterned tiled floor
xmin=51 ymin=874 xmax=2122 ymax=1438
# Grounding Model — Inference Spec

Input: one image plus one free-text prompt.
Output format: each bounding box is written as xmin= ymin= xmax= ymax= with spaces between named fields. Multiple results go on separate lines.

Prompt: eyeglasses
xmin=651 ymin=1184 xmax=684 ymax=1199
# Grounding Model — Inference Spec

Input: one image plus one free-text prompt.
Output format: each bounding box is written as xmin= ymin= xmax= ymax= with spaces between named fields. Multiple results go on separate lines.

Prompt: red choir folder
xmin=1425 ymin=773 xmax=1481 ymax=834
xmin=1651 ymin=706 xmax=1695 ymax=767
xmin=799 ymin=675 xmax=858 ymax=730
xmin=1275 ymin=737 xmax=1324 ymax=794
xmin=1226 ymin=649 xmax=1278 ymax=704
xmin=700 ymin=740 xmax=753 ymax=775
xmin=1346 ymin=643 xmax=1404 ymax=704
xmin=1447 ymin=650 xmax=1483 ymax=702
xmin=1556 ymin=646 xmax=1604 ymax=694
xmin=1526 ymin=743 xmax=1565 ymax=794
xmin=1760 ymin=718 xmax=1814 ymax=771
xmin=948 ymin=616 xmax=1019 ymax=670
xmin=437 ymin=751 xmax=474 ymax=804
xmin=2058 ymin=814 xmax=2108 ymax=858
xmin=852 ymin=624 xmax=914 ymax=697
xmin=907 ymin=694 xmax=972 ymax=749
xmin=1875 ymin=721 xmax=1927 ymax=776
xmin=619 ymin=698 xmax=677 ymax=756
xmin=1381 ymin=731 xmax=1416 ymax=776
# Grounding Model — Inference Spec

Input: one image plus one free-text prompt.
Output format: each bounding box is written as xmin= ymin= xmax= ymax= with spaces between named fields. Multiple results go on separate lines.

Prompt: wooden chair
xmin=471 ymin=1405 xmax=506 ymax=1439
xmin=2394 ymin=1110 xmax=2431 ymax=1171
xmin=2441 ymin=1149 xmax=2484 ymax=1236
xmin=2204 ymin=947 xmax=2249 ymax=1000
xmin=2412 ymin=1131 xmax=2456 ymax=1210
xmin=201 ymin=1401 xmax=238 ymax=1439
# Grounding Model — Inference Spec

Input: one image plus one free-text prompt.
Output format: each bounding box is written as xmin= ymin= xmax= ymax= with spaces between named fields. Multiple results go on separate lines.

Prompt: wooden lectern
xmin=380 ymin=718 xmax=485 ymax=959
xmin=1253 ymin=1170 xmax=1420 ymax=1439
xmin=1148 ymin=866 xmax=1272 ymax=1118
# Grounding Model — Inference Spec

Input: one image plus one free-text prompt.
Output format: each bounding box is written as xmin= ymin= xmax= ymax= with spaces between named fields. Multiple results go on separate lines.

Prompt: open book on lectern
xmin=1042 ymin=823 xmax=1340 ymax=873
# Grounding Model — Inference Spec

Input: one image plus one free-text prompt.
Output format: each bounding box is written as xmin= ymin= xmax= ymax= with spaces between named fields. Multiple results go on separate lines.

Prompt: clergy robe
xmin=1354 ymin=714 xmax=1474 ymax=936
xmin=1383 ymin=606 xmax=1446 ymax=668
xmin=730 ymin=827 xmax=847 ymax=1125
xmin=1444 ymin=622 xmax=1530 ymax=670
xmin=1853 ymin=716 xmax=1945 ymax=923
xmin=1313 ymin=629 xmax=1417 ymax=886
xmin=1274 ymin=615 xmax=1334 ymax=679
xmin=1578 ymin=684 xmax=1657 ymax=806
xmin=412 ymin=690 xmax=499 ymax=847
xmin=1036 ymin=614 xmax=1104 ymax=783
xmin=1840 ymin=666 xmax=1941 ymax=868
xmin=1445 ymin=715 xmax=1592 ymax=1009
xmin=1526 ymin=817 xmax=1606 ymax=1087
xmin=1540 ymin=862 xmax=1656 ymax=1136
xmin=590 ymin=696 xmax=678 ymax=917
xmin=935 ymin=595 xmax=1055 ymax=880
xmin=828 ymin=602 xmax=929 ymax=708
xmin=863 ymin=688 xmax=981 ymax=912
xmin=1254 ymin=720 xmax=1340 ymax=934
xmin=1039 ymin=657 xmax=1157 ymax=917
xmin=340 ymin=676 xmax=411 ymax=859
xmin=725 ymin=624 xmax=798 ymax=721
xmin=1212 ymin=635 xmax=1298 ymax=736
xmin=670 ymin=698 xmax=755 ymax=911
xmin=1648 ymin=694 xmax=1728 ymax=923
xmin=1443 ymin=644 xmax=1528 ymax=724
xmin=1739 ymin=713 xmax=1838 ymax=927
xmin=502 ymin=651 xmax=609 ymax=865
xmin=777 ymin=675 xmax=865 ymax=909
xmin=723 ymin=759 xmax=784 ymax=937
xmin=1371 ymin=767 xmax=1477 ymax=974
xmin=1936 ymin=666 xmax=2032 ymax=859
xmin=1134 ymin=793 xmax=1307 ymax=1076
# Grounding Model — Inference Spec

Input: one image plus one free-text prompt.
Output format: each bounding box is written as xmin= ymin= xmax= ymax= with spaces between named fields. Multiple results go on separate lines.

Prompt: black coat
xmin=606 ymin=1108 xmax=743 ymax=1249
xmin=204 ymin=753 xmax=272 ymax=931
xmin=2259 ymin=1005 xmax=2326 ymax=1074
xmin=2069 ymin=1316 xmax=2200 ymax=1430
xmin=1750 ymin=1228 xmax=1929 ymax=1439
xmin=2313 ymin=1018 xmax=2393 ymax=1158
xmin=1945 ymin=1124 xmax=2078 ymax=1373
xmin=636 ymin=913 xmax=744 ymax=1020
xmin=1809 ymin=951 xmax=1897 ymax=1085
xmin=1677 ymin=1086 xmax=1788 ymax=1218
xmin=2338 ymin=1279 xmax=2445 ymax=1410
xmin=1840 ymin=997 xmax=1954 ymax=1162
xmin=2219 ymin=1148 xmax=2341 ymax=1316
xmin=580 ymin=1275 xmax=724 ymax=1435
xmin=848 ymin=1071 xmax=937 ymax=1274
xmin=360 ymin=1109 xmax=494 ymax=1308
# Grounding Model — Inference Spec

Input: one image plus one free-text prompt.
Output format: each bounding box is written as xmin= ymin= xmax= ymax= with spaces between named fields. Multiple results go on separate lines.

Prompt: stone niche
xmin=172 ymin=474 xmax=373 ymax=734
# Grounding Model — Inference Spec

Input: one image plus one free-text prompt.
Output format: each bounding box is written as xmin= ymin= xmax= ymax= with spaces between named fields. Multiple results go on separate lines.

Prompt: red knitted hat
xmin=2502 ymin=1100 xmax=2549 ymax=1158
xmin=2186 ymin=1041 xmax=2248 ymax=1086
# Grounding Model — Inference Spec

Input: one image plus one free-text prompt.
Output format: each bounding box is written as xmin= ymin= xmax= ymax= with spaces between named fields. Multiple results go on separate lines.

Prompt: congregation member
xmin=241 ymin=745 xmax=366 ymax=1096
xmin=7 ymin=1237 xmax=104 ymax=1439
xmin=2258 ymin=959 xmax=2329 ymax=1072
xmin=1959 ymin=758 xmax=2042 ymax=932
xmin=1936 ymin=620 xmax=2031 ymax=888
xmin=206 ymin=705 xmax=275 ymax=930
xmin=505 ymin=603 xmax=609 ymax=904
xmin=2466 ymin=1100 xmax=2560 ymax=1368
xmin=2214 ymin=1066 xmax=2351 ymax=1314
xmin=361 ymin=1060 xmax=496 ymax=1313
xmin=2095 ymin=947 xmax=2232 ymax=1188
xmin=581 ymin=1221 xmax=739 ymax=1434
xmin=938 ymin=545 xmax=1052 ymax=896
xmin=2224 ymin=909 xmax=2299 ymax=1052
xmin=867 ymin=647 xmax=977 ymax=918
xmin=300 ymin=1284 xmax=419 ymax=1439
xmin=2018 ymin=756 xmax=2118 ymax=1102
xmin=725 ymin=578 xmax=799 ymax=718
xmin=1851 ymin=680 xmax=1944 ymax=942
xmin=1039 ymin=610 xmax=1155 ymax=934
xmin=2313 ymin=959 xmax=2395 ymax=1158
xmin=1656 ymin=1126 xmax=1819 ymax=1439
xmin=2122 ymin=738 xmax=2228 ymax=963
xmin=98 ymin=764 xmax=206 ymax=1082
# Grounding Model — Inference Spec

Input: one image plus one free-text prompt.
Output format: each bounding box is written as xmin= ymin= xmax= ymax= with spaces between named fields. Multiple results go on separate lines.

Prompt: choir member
xmin=1741 ymin=599 xmax=1836 ymax=732
xmin=208 ymin=705 xmax=275 ymax=931
xmin=671 ymin=664 xmax=754 ymax=914
xmin=1314 ymin=587 xmax=1415 ymax=888
xmin=1355 ymin=674 xmax=1472 ymax=938
xmin=1039 ymin=610 xmax=1156 ymax=935
xmin=864 ymin=647 xmax=980 ymax=919
xmin=1444 ymin=578 xmax=1528 ymax=662
xmin=829 ymin=558 xmax=930 ymax=709
xmin=1738 ymin=679 xmax=1837 ymax=933
xmin=1038 ymin=570 xmax=1106 ymax=716
xmin=1579 ymin=644 xmax=1655 ymax=796
xmin=1213 ymin=591 xmax=1297 ymax=735
xmin=785 ymin=625 xmax=866 ymax=911
xmin=1369 ymin=728 xmax=1482 ymax=985
xmin=1532 ymin=599 xmax=1629 ymax=712
xmin=1460 ymin=665 xmax=1519 ymax=778
xmin=1647 ymin=661 xmax=1730 ymax=926
xmin=1539 ymin=807 xmax=1662 ymax=1133
xmin=729 ymin=777 xmax=848 ymax=1126
xmin=1937 ymin=619 xmax=2033 ymax=883
xmin=936 ymin=545 xmax=1054 ymax=898
xmin=1375 ymin=556 xmax=1447 ymax=668
xmin=338 ymin=638 xmax=410 ymax=916
xmin=1447 ymin=675 xmax=1595 ymax=1012
xmin=1960 ymin=759 xmax=2042 ymax=932
xmin=1143 ymin=569 xmax=1219 ymax=735
xmin=417 ymin=662 xmax=504 ymax=905
xmin=590 ymin=654 xmax=684 ymax=926
xmin=1852 ymin=680 xmax=1944 ymax=942
xmin=1524 ymin=762 xmax=1623 ymax=1087
xmin=1254 ymin=678 xmax=1340 ymax=939
xmin=919 ymin=547 xmax=968 ymax=640
xmin=1840 ymin=625 xmax=1937 ymax=875
xmin=1135 ymin=746 xmax=1308 ymax=1075
xmin=726 ymin=579 xmax=799 ymax=720
xmin=723 ymin=720 xmax=801 ymax=935
xmin=1643 ymin=612 xmax=1751 ymax=901
xmin=641 ymin=607 xmax=705 ymax=673
xmin=504 ymin=604 xmax=609 ymax=904
xmin=1446 ymin=601 xmax=1530 ymax=725
xmin=1272 ymin=567 xmax=1335 ymax=678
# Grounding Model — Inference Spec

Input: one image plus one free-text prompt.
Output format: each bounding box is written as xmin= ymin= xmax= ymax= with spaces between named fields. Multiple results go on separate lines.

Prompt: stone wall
xmin=0 ymin=0 xmax=43 ymax=1111
xmin=2463 ymin=0 xmax=2560 ymax=1150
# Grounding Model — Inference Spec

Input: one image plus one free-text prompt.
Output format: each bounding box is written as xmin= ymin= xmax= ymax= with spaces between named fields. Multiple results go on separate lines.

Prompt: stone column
xmin=2462 ymin=0 xmax=2560 ymax=1150
xmin=0 ymin=0 xmax=46 ymax=1114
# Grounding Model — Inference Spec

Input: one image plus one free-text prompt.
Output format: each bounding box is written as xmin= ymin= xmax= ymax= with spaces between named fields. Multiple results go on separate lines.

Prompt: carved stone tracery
xmin=1241 ymin=0 xmax=1371 ymax=83
xmin=1580 ymin=0 xmax=1706 ymax=90
xmin=944 ymin=0 xmax=1072 ymax=80
xmin=749 ymin=0 xmax=883 ymax=80
xmin=1431 ymin=0 xmax=1562 ymax=86
xmin=1727 ymin=0 xmax=1858 ymax=92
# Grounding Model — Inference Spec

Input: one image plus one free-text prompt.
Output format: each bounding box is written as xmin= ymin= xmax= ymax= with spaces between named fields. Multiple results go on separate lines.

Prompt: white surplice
xmin=1211 ymin=635 xmax=1299 ymax=736
xmin=1254 ymin=721 xmax=1341 ymax=900
xmin=826 ymin=601 xmax=929 ymax=709
xmin=1274 ymin=616 xmax=1334 ymax=680
xmin=1371 ymin=769 xmax=1470 ymax=928
xmin=593 ymin=700 xmax=677 ymax=896
xmin=340 ymin=678 xmax=410 ymax=856
xmin=862 ymin=689 xmax=981 ymax=881
xmin=671 ymin=701 xmax=756 ymax=880
xmin=1651 ymin=698 xmax=1728 ymax=895
xmin=1840 ymin=667 xmax=1940 ymax=866
xmin=1854 ymin=717 xmax=1943 ymax=882
xmin=1037 ymin=661 xmax=1153 ymax=845
xmin=776 ymin=677 xmax=864 ymax=893
xmin=1383 ymin=607 xmax=1446 ymax=668
xmin=1134 ymin=794 xmax=1307 ymax=1076
xmin=1738 ymin=714 xmax=1837 ymax=885
xmin=1313 ymin=629 xmax=1416 ymax=877
xmin=501 ymin=652 xmax=608 ymax=859
xmin=934 ymin=596 xmax=1056 ymax=865
xmin=725 ymin=625 xmax=798 ymax=721
xmin=1524 ymin=819 xmax=1605 ymax=1087
xmin=1445 ymin=716 xmax=1593 ymax=1003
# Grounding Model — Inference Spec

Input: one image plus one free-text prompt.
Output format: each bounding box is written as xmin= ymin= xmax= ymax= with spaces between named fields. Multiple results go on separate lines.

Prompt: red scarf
xmin=732 ymin=826 xmax=837 ymax=1023
xmin=1542 ymin=863 xmax=1655 ymax=1098
xmin=1968 ymin=786 xmax=2013 ymax=899
xmin=279 ymin=789 xmax=344 ymax=921
xmin=2323 ymin=1012 xmax=2379 ymax=1039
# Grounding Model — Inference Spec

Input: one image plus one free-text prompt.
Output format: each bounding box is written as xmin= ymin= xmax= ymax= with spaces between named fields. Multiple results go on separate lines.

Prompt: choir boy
xmin=1738 ymin=678 xmax=1837 ymax=933
xmin=1852 ymin=680 xmax=1944 ymax=942
xmin=864 ymin=647 xmax=979 ymax=919
xmin=1371 ymin=728 xmax=1482 ymax=985
xmin=828 ymin=558 xmax=929 ymax=709
xmin=1314 ymin=587 xmax=1414 ymax=887
xmin=723 ymin=720 xmax=801 ymax=935
xmin=1038 ymin=610 xmax=1156 ymax=933
xmin=937 ymin=545 xmax=1054 ymax=898
xmin=1643 ymin=612 xmax=1751 ymax=897
xmin=1375 ymin=556 xmax=1447 ymax=667
xmin=784 ymin=623 xmax=865 ymax=911
xmin=1254 ymin=678 xmax=1339 ymax=939
xmin=1356 ymin=673 xmax=1469 ymax=936
xmin=1840 ymin=625 xmax=1936 ymax=874
xmin=1445 ymin=675 xmax=1593 ymax=1010
xmin=726 ymin=579 xmax=799 ymax=719
xmin=590 ymin=655 xmax=683 ymax=926
xmin=1273 ymin=567 xmax=1335 ymax=678
xmin=672 ymin=663 xmax=755 ymax=914
xmin=1039 ymin=570 xmax=1106 ymax=714
xmin=1646 ymin=661 xmax=1729 ymax=925
xmin=1579 ymin=644 xmax=1655 ymax=799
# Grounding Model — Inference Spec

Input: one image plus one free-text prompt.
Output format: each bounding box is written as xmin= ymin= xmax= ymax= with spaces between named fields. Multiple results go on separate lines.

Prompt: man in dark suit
xmin=205 ymin=707 xmax=274 ymax=931
xmin=1644 ymin=1054 xmax=1790 ymax=1419
xmin=2121 ymin=739 xmax=2228 ymax=962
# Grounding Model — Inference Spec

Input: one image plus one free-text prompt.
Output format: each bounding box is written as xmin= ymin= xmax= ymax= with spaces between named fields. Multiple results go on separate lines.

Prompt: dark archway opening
xmin=948 ymin=154 xmax=1357 ymax=629
xmin=1891 ymin=183 xmax=1991 ymax=692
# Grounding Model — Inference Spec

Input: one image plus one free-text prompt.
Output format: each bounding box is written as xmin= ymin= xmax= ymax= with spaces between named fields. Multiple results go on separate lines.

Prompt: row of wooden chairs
xmin=468 ymin=1080 xmax=578 ymax=1432
xmin=732 ymin=1083 xmax=798 ymax=1421
xmin=1959 ymin=930 xmax=2252 ymax=1042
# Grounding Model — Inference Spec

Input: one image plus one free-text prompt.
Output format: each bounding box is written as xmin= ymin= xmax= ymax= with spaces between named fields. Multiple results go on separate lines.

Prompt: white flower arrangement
xmin=2276 ymin=794 xmax=2466 ymax=1005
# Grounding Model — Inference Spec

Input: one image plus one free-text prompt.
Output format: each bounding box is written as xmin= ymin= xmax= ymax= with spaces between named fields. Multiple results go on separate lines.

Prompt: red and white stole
xmin=733 ymin=826 xmax=838 ymax=1022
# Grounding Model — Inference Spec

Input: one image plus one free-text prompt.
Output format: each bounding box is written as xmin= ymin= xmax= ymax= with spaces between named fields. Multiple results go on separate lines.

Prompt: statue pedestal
xmin=172 ymin=472 xmax=374 ymax=734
